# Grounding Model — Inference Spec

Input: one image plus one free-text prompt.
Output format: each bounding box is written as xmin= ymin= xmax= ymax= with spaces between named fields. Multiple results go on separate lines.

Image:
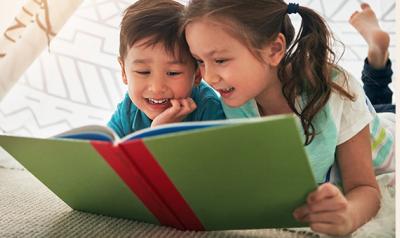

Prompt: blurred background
xmin=0 ymin=0 xmax=396 ymax=137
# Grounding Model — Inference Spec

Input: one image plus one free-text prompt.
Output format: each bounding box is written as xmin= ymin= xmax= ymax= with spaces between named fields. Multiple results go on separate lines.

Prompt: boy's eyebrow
xmin=132 ymin=59 xmax=185 ymax=65
xmin=166 ymin=60 xmax=185 ymax=65
xmin=132 ymin=59 xmax=151 ymax=64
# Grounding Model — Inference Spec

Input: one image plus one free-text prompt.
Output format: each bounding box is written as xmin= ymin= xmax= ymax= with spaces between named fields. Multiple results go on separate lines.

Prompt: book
xmin=0 ymin=114 xmax=317 ymax=231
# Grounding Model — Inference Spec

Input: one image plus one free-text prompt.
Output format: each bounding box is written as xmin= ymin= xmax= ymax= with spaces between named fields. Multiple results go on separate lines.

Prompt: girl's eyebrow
xmin=208 ymin=49 xmax=228 ymax=56
xmin=193 ymin=49 xmax=229 ymax=58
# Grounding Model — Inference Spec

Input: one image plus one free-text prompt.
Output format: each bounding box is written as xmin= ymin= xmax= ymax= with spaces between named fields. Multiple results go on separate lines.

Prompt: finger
xmin=310 ymin=222 xmax=337 ymax=235
xmin=176 ymin=98 xmax=194 ymax=116
xmin=308 ymin=195 xmax=348 ymax=213
xmin=302 ymin=210 xmax=344 ymax=224
xmin=310 ymin=222 xmax=350 ymax=236
xmin=183 ymin=98 xmax=197 ymax=113
xmin=187 ymin=98 xmax=197 ymax=111
xmin=293 ymin=204 xmax=310 ymax=221
xmin=308 ymin=183 xmax=340 ymax=203
xmin=169 ymin=99 xmax=183 ymax=111
xmin=158 ymin=99 xmax=181 ymax=118
xmin=180 ymin=98 xmax=191 ymax=110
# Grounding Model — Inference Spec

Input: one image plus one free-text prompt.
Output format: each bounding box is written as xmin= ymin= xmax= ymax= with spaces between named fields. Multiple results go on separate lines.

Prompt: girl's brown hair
xmin=182 ymin=0 xmax=354 ymax=145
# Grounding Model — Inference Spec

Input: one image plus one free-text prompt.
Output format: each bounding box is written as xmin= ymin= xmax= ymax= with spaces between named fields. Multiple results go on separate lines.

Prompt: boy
xmin=108 ymin=0 xmax=225 ymax=137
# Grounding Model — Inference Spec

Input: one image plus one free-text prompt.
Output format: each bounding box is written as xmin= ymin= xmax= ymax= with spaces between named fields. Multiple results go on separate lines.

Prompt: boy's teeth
xmin=148 ymin=98 xmax=169 ymax=104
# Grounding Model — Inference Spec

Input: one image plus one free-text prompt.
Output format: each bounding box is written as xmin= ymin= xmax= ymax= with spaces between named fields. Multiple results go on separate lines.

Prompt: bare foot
xmin=349 ymin=3 xmax=389 ymax=69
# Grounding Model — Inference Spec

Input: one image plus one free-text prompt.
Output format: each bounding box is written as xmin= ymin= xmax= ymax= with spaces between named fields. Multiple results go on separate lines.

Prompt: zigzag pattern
xmin=0 ymin=0 xmax=396 ymax=136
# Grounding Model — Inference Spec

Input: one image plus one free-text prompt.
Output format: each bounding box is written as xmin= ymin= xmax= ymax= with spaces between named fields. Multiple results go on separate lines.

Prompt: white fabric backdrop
xmin=0 ymin=0 xmax=83 ymax=99
xmin=0 ymin=0 xmax=396 ymax=137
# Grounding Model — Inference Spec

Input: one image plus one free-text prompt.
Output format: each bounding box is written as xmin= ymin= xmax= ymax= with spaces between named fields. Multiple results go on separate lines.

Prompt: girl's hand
xmin=151 ymin=98 xmax=197 ymax=127
xmin=293 ymin=183 xmax=355 ymax=236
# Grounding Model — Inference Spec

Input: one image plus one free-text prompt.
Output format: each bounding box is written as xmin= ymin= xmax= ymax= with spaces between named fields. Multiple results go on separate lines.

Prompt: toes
xmin=349 ymin=11 xmax=359 ymax=21
xmin=361 ymin=3 xmax=370 ymax=10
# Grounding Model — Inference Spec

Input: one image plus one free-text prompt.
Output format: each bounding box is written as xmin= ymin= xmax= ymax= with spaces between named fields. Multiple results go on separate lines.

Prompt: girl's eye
xmin=135 ymin=71 xmax=150 ymax=75
xmin=196 ymin=59 xmax=204 ymax=65
xmin=167 ymin=72 xmax=182 ymax=76
xmin=215 ymin=59 xmax=227 ymax=64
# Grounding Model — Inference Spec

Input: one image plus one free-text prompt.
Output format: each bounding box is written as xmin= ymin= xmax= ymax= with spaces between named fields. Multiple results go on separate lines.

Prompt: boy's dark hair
xmin=119 ymin=0 xmax=196 ymax=67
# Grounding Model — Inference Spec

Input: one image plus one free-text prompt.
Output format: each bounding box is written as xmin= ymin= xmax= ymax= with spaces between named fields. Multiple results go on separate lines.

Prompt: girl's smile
xmin=216 ymin=87 xmax=235 ymax=98
xmin=185 ymin=19 xmax=284 ymax=109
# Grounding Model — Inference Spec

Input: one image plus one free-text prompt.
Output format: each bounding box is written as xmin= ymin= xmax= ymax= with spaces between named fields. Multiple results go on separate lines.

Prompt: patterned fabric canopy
xmin=0 ymin=0 xmax=396 ymax=137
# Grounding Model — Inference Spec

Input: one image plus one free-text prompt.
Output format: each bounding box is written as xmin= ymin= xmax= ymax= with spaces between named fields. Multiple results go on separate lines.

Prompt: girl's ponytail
xmin=278 ymin=4 xmax=353 ymax=145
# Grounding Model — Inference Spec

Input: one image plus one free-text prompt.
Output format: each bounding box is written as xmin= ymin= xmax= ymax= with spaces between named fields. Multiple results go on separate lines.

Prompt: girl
xmin=182 ymin=0 xmax=387 ymax=236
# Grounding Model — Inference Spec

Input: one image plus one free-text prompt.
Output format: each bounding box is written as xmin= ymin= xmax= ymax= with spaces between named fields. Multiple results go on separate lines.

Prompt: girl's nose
xmin=203 ymin=67 xmax=220 ymax=86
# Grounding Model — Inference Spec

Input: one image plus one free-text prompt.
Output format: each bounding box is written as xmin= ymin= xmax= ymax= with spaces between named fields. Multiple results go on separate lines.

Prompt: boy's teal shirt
xmin=108 ymin=81 xmax=226 ymax=138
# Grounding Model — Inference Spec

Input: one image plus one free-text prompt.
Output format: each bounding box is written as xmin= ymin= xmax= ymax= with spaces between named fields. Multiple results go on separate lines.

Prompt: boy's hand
xmin=293 ymin=183 xmax=355 ymax=236
xmin=151 ymin=98 xmax=197 ymax=127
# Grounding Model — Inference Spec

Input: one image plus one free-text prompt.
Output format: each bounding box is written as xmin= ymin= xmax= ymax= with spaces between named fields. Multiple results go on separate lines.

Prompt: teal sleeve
xmin=195 ymin=97 xmax=226 ymax=121
xmin=107 ymin=101 xmax=126 ymax=138
xmin=107 ymin=93 xmax=137 ymax=138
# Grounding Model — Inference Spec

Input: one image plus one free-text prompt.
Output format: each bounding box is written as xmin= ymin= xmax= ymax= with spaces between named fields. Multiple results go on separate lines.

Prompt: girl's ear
xmin=262 ymin=33 xmax=286 ymax=66
xmin=118 ymin=57 xmax=128 ymax=85
xmin=194 ymin=68 xmax=202 ymax=86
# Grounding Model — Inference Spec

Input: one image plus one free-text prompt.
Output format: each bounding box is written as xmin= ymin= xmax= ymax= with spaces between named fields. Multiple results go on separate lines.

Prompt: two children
xmin=107 ymin=0 xmax=225 ymax=138
xmin=109 ymin=0 xmax=394 ymax=236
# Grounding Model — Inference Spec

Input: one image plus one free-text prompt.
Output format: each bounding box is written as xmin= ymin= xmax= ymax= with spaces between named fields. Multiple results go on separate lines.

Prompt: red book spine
xmin=120 ymin=140 xmax=204 ymax=231
xmin=91 ymin=141 xmax=185 ymax=230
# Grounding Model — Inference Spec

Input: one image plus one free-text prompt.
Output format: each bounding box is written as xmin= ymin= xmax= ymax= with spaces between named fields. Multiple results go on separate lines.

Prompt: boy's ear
xmin=262 ymin=33 xmax=286 ymax=67
xmin=118 ymin=57 xmax=128 ymax=85
xmin=193 ymin=68 xmax=202 ymax=86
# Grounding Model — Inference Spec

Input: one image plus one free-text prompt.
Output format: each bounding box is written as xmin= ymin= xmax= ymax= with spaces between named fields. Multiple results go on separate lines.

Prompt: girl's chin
xmin=221 ymin=99 xmax=245 ymax=108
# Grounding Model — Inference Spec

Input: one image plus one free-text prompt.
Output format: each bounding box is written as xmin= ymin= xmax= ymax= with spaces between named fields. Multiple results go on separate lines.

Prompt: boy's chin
xmin=145 ymin=113 xmax=159 ymax=121
xmin=143 ymin=110 xmax=165 ymax=121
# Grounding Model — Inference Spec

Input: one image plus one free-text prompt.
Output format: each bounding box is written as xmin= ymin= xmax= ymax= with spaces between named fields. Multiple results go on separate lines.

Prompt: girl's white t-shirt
xmin=222 ymin=70 xmax=395 ymax=184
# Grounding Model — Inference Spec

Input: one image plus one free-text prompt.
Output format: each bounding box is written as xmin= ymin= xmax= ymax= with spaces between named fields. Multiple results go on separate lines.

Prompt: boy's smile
xmin=120 ymin=38 xmax=197 ymax=120
xmin=147 ymin=98 xmax=170 ymax=105
xmin=145 ymin=97 xmax=172 ymax=112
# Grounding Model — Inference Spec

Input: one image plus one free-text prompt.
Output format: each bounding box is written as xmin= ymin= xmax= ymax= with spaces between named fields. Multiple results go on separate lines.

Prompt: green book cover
xmin=0 ymin=114 xmax=317 ymax=230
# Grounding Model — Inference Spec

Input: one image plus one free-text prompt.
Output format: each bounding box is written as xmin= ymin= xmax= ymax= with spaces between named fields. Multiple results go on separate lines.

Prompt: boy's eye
xmin=166 ymin=71 xmax=182 ymax=76
xmin=135 ymin=71 xmax=150 ymax=75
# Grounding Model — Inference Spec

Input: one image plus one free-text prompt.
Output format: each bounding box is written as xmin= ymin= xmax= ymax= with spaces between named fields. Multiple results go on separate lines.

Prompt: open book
xmin=0 ymin=114 xmax=317 ymax=231
xmin=54 ymin=119 xmax=234 ymax=143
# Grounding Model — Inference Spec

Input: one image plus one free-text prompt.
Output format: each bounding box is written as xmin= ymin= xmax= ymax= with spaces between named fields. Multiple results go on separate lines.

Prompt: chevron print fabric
xmin=0 ymin=0 xmax=396 ymax=137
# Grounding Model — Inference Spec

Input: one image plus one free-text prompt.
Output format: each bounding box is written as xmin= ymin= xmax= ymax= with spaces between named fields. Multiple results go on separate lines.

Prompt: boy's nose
xmin=148 ymin=77 xmax=167 ymax=93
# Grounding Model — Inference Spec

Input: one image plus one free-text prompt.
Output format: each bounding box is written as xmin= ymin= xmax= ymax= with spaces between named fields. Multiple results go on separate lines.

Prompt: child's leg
xmin=349 ymin=3 xmax=395 ymax=112
xmin=362 ymin=59 xmax=395 ymax=113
